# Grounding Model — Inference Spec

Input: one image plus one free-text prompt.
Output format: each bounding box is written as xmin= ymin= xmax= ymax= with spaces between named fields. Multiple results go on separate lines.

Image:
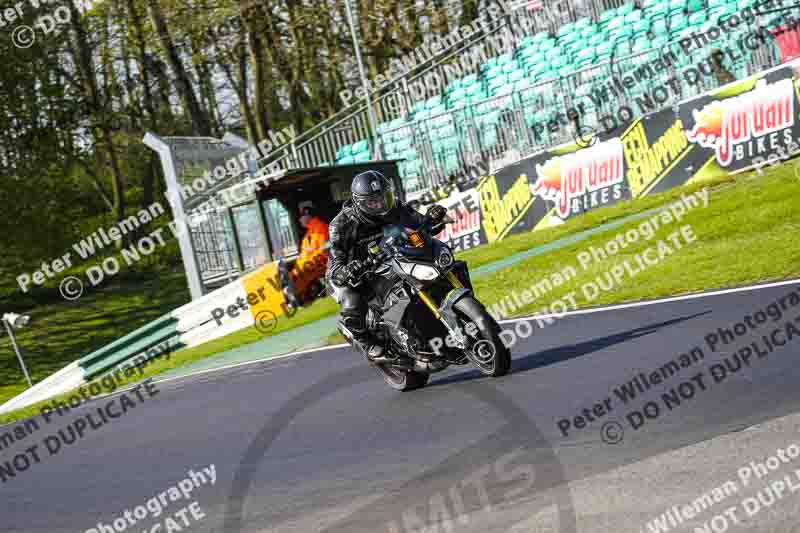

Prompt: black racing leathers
xmin=326 ymin=200 xmax=442 ymax=352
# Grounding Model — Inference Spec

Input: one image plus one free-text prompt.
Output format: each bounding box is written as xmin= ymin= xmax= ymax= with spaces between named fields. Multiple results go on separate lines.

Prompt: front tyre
xmin=376 ymin=364 xmax=429 ymax=391
xmin=454 ymin=296 xmax=511 ymax=377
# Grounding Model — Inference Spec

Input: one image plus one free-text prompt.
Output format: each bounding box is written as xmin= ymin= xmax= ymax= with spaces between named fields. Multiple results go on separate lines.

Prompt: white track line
xmin=498 ymin=278 xmax=800 ymax=322
xmin=154 ymin=278 xmax=800 ymax=387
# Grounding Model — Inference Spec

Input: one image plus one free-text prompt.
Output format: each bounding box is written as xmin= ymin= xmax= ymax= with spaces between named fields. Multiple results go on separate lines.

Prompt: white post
xmin=4 ymin=319 xmax=32 ymax=388
xmin=344 ymin=0 xmax=382 ymax=158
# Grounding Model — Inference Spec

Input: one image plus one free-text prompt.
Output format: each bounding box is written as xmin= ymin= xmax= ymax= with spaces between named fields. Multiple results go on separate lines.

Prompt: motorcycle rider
xmin=327 ymin=170 xmax=449 ymax=364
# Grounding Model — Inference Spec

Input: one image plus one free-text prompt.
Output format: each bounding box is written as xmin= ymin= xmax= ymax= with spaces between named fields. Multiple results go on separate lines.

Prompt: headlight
xmin=411 ymin=265 xmax=439 ymax=280
xmin=398 ymin=261 xmax=440 ymax=281
xmin=436 ymin=249 xmax=454 ymax=269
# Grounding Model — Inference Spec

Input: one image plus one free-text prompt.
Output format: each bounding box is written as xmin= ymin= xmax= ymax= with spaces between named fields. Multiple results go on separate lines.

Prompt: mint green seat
xmin=644 ymin=1 xmax=669 ymax=17
xmin=335 ymin=144 xmax=352 ymax=159
xmin=632 ymin=19 xmax=650 ymax=34
xmin=550 ymin=55 xmax=570 ymax=70
xmin=352 ymin=140 xmax=369 ymax=153
xmin=445 ymin=79 xmax=461 ymax=93
xmin=556 ymin=22 xmax=576 ymax=38
xmin=429 ymin=105 xmax=447 ymax=118
xmin=353 ymin=151 xmax=371 ymax=163
xmin=651 ymin=16 xmax=669 ymax=35
xmin=479 ymin=111 xmax=501 ymax=127
xmin=338 ymin=154 xmax=355 ymax=164
xmin=632 ymin=39 xmax=651 ymax=54
xmin=545 ymin=47 xmax=562 ymax=61
xmin=614 ymin=39 xmax=633 ymax=55
xmin=626 ymin=10 xmax=643 ymax=23
xmin=532 ymin=31 xmax=551 ymax=43
xmin=688 ymin=11 xmax=706 ymax=25
xmin=599 ymin=8 xmax=618 ymax=25
xmin=574 ymin=17 xmax=592 ymax=30
xmin=464 ymin=81 xmax=484 ymax=95
xmin=668 ymin=0 xmax=685 ymax=13
xmin=414 ymin=108 xmax=431 ymax=121
xmin=425 ymin=96 xmax=443 ymax=109
xmin=487 ymin=76 xmax=508 ymax=90
xmin=404 ymin=159 xmax=421 ymax=175
xmin=496 ymin=53 xmax=514 ymax=65
xmin=482 ymin=57 xmax=499 ymax=70
xmin=494 ymin=83 xmax=515 ymax=96
xmin=538 ymin=39 xmax=556 ymax=51
xmin=715 ymin=5 xmax=738 ymax=22
xmin=508 ymin=69 xmax=526 ymax=83
xmin=449 ymin=88 xmax=467 ymax=102
xmin=558 ymin=65 xmax=574 ymax=77
xmin=618 ymin=3 xmax=636 ymax=16
xmin=521 ymin=49 xmax=545 ymax=63
xmin=485 ymin=65 xmax=504 ymax=79
xmin=581 ymin=25 xmax=599 ymax=39
xmin=607 ymin=16 xmax=625 ymax=31
xmin=687 ymin=0 xmax=705 ymax=11
xmin=576 ymin=47 xmax=596 ymax=63
xmin=481 ymin=129 xmax=499 ymax=149
xmin=402 ymin=148 xmax=417 ymax=160
xmin=596 ymin=41 xmax=614 ymax=56
xmin=461 ymin=74 xmax=478 ymax=86
xmin=515 ymin=78 xmax=534 ymax=92
xmin=502 ymin=60 xmax=520 ymax=73
xmin=394 ymin=137 xmax=412 ymax=152
xmin=669 ymin=14 xmax=690 ymax=32
xmin=610 ymin=27 xmax=634 ymax=42
xmin=588 ymin=32 xmax=607 ymax=46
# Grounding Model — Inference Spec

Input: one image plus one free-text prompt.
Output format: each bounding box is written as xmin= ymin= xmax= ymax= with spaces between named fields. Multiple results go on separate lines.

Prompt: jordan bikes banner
xmin=451 ymin=59 xmax=800 ymax=241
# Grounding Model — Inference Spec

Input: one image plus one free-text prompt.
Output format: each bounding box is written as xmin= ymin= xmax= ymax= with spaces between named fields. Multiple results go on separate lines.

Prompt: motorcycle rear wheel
xmin=454 ymin=296 xmax=512 ymax=377
xmin=376 ymin=364 xmax=429 ymax=391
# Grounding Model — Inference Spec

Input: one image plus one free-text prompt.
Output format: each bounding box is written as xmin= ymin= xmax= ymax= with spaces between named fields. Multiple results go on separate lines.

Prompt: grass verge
xmin=1 ymin=167 xmax=797 ymax=425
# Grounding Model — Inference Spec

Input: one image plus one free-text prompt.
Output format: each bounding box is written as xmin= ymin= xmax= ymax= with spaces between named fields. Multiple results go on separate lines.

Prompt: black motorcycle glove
xmin=427 ymin=204 xmax=448 ymax=223
xmin=343 ymin=259 xmax=369 ymax=282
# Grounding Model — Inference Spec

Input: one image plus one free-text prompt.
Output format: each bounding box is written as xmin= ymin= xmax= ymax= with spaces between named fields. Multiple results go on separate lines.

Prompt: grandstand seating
xmin=333 ymin=0 xmax=786 ymax=191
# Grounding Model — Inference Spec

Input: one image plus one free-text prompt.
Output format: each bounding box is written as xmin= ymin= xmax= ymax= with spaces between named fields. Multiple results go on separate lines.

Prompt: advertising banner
xmin=448 ymin=60 xmax=800 ymax=243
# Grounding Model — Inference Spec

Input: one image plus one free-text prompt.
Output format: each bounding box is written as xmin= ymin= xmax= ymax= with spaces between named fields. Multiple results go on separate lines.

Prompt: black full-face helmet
xmin=351 ymin=170 xmax=396 ymax=220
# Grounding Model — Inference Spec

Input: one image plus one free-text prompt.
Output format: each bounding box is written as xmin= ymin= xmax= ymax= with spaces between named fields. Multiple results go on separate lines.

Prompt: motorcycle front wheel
xmin=454 ymin=296 xmax=512 ymax=377
xmin=376 ymin=364 xmax=430 ymax=391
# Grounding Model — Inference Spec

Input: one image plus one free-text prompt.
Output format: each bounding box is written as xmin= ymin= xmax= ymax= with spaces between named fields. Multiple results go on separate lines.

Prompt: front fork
xmin=417 ymin=272 xmax=472 ymax=349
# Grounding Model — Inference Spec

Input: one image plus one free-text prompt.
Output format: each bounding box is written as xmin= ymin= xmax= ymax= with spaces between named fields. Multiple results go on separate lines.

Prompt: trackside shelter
xmin=145 ymin=129 xmax=403 ymax=300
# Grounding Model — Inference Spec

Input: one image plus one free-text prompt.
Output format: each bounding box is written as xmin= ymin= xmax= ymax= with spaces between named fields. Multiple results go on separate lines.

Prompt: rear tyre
xmin=454 ymin=296 xmax=511 ymax=377
xmin=376 ymin=364 xmax=429 ymax=391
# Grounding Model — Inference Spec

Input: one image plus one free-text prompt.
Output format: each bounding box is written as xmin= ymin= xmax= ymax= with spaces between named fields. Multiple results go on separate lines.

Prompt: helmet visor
xmin=358 ymin=190 xmax=395 ymax=216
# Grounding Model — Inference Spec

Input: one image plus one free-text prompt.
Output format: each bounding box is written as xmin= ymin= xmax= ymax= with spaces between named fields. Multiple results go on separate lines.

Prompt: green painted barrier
xmin=78 ymin=313 xmax=178 ymax=368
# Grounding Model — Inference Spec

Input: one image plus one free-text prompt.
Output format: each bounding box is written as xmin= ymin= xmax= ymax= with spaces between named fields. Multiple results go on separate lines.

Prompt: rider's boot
xmin=340 ymin=317 xmax=413 ymax=367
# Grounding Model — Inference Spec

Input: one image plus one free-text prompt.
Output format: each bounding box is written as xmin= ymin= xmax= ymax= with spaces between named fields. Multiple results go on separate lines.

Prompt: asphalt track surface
xmin=4 ymin=280 xmax=800 ymax=533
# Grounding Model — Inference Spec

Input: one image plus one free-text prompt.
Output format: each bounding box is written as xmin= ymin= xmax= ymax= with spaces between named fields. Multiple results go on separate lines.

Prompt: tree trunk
xmin=145 ymin=0 xmax=212 ymax=136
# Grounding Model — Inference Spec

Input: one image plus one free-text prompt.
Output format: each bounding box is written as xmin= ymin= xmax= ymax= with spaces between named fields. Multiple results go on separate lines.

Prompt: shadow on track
xmin=428 ymin=311 xmax=712 ymax=388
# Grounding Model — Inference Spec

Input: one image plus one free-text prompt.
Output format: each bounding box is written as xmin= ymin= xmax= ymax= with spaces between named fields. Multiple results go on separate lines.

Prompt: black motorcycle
xmin=341 ymin=216 xmax=511 ymax=391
